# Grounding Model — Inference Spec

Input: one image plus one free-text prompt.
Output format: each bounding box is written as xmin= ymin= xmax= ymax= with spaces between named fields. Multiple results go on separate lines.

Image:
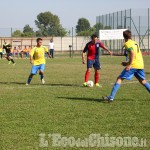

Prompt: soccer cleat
xmin=8 ymin=61 xmax=11 ymax=64
xmin=13 ymin=63 xmax=16 ymax=66
xmin=95 ymin=83 xmax=102 ymax=87
xmin=25 ymin=83 xmax=29 ymax=86
xmin=83 ymin=82 xmax=88 ymax=87
xmin=41 ymin=79 xmax=45 ymax=84
xmin=102 ymin=96 xmax=113 ymax=103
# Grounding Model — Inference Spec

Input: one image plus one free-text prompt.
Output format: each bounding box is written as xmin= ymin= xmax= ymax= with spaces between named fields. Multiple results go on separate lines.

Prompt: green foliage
xmin=23 ymin=25 xmax=34 ymax=33
xmin=12 ymin=25 xmax=35 ymax=37
xmin=22 ymin=25 xmax=35 ymax=37
xmin=76 ymin=18 xmax=91 ymax=35
xmin=93 ymin=22 xmax=104 ymax=30
xmin=35 ymin=11 xmax=67 ymax=37
xmin=77 ymin=28 xmax=95 ymax=36
xmin=12 ymin=30 xmax=22 ymax=37
xmin=91 ymin=23 xmax=112 ymax=36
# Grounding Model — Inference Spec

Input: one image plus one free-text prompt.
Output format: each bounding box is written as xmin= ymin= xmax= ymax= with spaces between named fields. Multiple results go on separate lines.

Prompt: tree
xmin=12 ymin=30 xmax=22 ymax=37
xmin=12 ymin=25 xmax=35 ymax=37
xmin=93 ymin=23 xmax=104 ymax=35
xmin=93 ymin=23 xmax=104 ymax=30
xmin=76 ymin=18 xmax=91 ymax=34
xmin=23 ymin=25 xmax=34 ymax=33
xmin=35 ymin=11 xmax=67 ymax=37
xmin=22 ymin=25 xmax=35 ymax=37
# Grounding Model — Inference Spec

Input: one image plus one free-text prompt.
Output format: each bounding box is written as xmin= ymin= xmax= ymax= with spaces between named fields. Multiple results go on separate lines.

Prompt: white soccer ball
xmin=87 ymin=80 xmax=94 ymax=87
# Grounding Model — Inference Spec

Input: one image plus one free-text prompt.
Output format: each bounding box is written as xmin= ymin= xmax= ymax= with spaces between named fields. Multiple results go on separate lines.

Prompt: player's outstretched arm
xmin=103 ymin=45 xmax=113 ymax=55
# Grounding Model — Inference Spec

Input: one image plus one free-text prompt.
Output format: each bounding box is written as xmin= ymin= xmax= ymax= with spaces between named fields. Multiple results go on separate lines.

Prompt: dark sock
xmin=27 ymin=78 xmax=32 ymax=84
xmin=10 ymin=59 xmax=15 ymax=63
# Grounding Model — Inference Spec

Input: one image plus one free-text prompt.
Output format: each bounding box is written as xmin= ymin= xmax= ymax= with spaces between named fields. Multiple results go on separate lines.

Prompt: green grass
xmin=0 ymin=56 xmax=150 ymax=150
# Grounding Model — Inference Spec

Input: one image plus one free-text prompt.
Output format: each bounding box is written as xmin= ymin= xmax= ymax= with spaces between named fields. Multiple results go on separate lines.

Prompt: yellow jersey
xmin=30 ymin=46 xmax=48 ymax=65
xmin=124 ymin=39 xmax=144 ymax=69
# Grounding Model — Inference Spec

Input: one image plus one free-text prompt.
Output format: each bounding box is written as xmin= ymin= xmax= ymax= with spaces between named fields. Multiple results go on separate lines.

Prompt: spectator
xmin=23 ymin=46 xmax=28 ymax=58
xmin=18 ymin=45 xmax=23 ymax=58
xmin=13 ymin=47 xmax=18 ymax=58
xmin=48 ymin=39 xmax=54 ymax=58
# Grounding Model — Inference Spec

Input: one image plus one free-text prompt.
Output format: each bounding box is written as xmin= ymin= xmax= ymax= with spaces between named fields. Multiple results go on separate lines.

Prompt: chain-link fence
xmin=96 ymin=8 xmax=150 ymax=55
xmin=0 ymin=8 xmax=150 ymax=56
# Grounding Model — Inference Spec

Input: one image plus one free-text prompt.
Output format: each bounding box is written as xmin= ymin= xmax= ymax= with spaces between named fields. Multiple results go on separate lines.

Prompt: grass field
xmin=0 ymin=56 xmax=150 ymax=150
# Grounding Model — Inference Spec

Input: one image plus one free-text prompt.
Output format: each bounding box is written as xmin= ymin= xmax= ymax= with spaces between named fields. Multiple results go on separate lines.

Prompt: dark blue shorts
xmin=119 ymin=68 xmax=145 ymax=80
xmin=6 ymin=53 xmax=13 ymax=57
xmin=87 ymin=59 xmax=101 ymax=70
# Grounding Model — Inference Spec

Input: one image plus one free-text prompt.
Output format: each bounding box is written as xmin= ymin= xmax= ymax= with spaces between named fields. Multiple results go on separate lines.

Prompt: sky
xmin=0 ymin=0 xmax=150 ymax=31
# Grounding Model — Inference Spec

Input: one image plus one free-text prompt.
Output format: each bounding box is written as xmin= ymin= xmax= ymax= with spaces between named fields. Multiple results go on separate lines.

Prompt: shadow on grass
xmin=46 ymin=83 xmax=81 ymax=87
xmin=145 ymin=72 xmax=150 ymax=74
xmin=57 ymin=96 xmax=104 ymax=103
xmin=57 ymin=97 xmax=150 ymax=102
xmin=0 ymin=82 xmax=81 ymax=87
xmin=0 ymin=81 xmax=25 ymax=85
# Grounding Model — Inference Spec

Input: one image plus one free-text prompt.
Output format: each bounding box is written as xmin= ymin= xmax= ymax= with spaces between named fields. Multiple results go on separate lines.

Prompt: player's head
xmin=123 ymin=30 xmax=132 ymax=40
xmin=36 ymin=38 xmax=43 ymax=47
xmin=91 ymin=34 xmax=98 ymax=43
xmin=91 ymin=34 xmax=98 ymax=40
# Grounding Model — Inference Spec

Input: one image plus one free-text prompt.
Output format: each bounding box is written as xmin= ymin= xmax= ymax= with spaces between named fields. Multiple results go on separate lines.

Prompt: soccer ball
xmin=87 ymin=80 xmax=94 ymax=87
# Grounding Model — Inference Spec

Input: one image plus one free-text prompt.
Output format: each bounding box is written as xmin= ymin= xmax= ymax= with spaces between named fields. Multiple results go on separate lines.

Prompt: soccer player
xmin=82 ymin=34 xmax=112 ymax=87
xmin=48 ymin=39 xmax=54 ymax=58
xmin=103 ymin=30 xmax=150 ymax=102
xmin=3 ymin=41 xmax=16 ymax=65
xmin=26 ymin=38 xmax=51 ymax=85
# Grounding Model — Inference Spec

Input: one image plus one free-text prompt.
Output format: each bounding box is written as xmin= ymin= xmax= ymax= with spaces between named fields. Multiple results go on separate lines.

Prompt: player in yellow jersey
xmin=26 ymin=38 xmax=51 ymax=85
xmin=103 ymin=30 xmax=150 ymax=102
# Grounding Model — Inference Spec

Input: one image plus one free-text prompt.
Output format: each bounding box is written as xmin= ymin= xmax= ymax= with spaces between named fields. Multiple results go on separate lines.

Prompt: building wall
xmin=0 ymin=36 xmax=90 ymax=52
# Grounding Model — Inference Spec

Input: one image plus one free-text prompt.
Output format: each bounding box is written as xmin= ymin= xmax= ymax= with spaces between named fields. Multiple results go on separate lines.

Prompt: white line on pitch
xmin=111 ymin=80 xmax=150 ymax=85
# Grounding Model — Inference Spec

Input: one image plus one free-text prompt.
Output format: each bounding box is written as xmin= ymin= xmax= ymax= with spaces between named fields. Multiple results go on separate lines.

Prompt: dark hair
xmin=91 ymin=34 xmax=98 ymax=39
xmin=36 ymin=38 xmax=43 ymax=42
xmin=123 ymin=30 xmax=132 ymax=39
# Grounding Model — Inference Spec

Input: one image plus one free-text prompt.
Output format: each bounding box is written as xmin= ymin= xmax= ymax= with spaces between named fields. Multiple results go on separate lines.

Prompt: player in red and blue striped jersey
xmin=82 ymin=34 xmax=112 ymax=87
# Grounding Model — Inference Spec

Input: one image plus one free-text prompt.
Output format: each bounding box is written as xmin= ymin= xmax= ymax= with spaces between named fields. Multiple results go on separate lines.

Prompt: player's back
xmin=125 ymin=39 xmax=144 ymax=69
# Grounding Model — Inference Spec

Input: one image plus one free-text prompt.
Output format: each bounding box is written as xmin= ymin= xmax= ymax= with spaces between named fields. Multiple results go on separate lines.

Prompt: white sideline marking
xmin=2 ymin=79 xmax=150 ymax=90
xmin=111 ymin=80 xmax=150 ymax=85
